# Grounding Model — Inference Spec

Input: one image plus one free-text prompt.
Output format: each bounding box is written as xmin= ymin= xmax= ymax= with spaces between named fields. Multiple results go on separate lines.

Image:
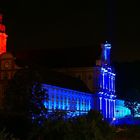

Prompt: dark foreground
xmin=0 ymin=111 xmax=140 ymax=140
xmin=114 ymin=125 xmax=140 ymax=140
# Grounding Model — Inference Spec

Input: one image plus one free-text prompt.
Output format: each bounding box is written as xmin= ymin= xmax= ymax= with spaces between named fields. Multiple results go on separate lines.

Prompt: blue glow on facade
xmin=94 ymin=42 xmax=117 ymax=120
xmin=104 ymin=49 xmax=107 ymax=61
xmin=99 ymin=97 xmax=102 ymax=110
xmin=109 ymin=76 xmax=110 ymax=91
xmin=103 ymin=73 xmax=105 ymax=89
xmin=115 ymin=100 xmax=131 ymax=118
xmin=39 ymin=42 xmax=134 ymax=123
xmin=101 ymin=41 xmax=112 ymax=66
xmin=42 ymin=84 xmax=94 ymax=116
xmin=109 ymin=99 xmax=110 ymax=118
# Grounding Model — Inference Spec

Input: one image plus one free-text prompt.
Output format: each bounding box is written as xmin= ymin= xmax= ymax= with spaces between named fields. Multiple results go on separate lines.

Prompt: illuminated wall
xmin=115 ymin=99 xmax=131 ymax=118
xmin=0 ymin=15 xmax=7 ymax=55
xmin=43 ymin=84 xmax=94 ymax=116
xmin=95 ymin=66 xmax=116 ymax=120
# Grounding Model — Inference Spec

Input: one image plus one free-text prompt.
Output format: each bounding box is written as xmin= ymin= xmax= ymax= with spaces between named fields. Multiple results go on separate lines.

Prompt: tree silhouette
xmin=29 ymin=110 xmax=115 ymax=140
xmin=5 ymin=68 xmax=48 ymax=123
xmin=124 ymin=88 xmax=140 ymax=117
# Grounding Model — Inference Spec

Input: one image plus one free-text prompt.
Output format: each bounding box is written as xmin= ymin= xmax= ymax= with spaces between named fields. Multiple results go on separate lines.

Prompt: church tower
xmin=0 ymin=15 xmax=20 ymax=109
xmin=94 ymin=41 xmax=116 ymax=121
xmin=0 ymin=14 xmax=7 ymax=55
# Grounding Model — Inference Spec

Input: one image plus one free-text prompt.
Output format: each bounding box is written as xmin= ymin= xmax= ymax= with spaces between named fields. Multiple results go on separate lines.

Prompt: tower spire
xmin=101 ymin=41 xmax=112 ymax=66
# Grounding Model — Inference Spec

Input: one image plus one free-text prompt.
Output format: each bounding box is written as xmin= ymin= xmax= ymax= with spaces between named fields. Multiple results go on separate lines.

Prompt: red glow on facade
xmin=0 ymin=15 xmax=7 ymax=55
xmin=0 ymin=25 xmax=5 ymax=32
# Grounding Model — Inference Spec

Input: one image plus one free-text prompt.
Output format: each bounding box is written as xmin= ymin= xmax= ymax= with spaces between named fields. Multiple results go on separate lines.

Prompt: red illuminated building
xmin=0 ymin=14 xmax=7 ymax=55
xmin=0 ymin=15 xmax=20 ymax=108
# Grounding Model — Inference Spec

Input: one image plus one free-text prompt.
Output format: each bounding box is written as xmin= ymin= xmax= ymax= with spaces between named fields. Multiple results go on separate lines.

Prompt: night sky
xmin=1 ymin=0 xmax=140 ymax=62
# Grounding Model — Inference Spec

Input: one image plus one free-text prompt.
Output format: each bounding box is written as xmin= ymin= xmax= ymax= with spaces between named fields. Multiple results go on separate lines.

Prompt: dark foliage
xmin=124 ymin=101 xmax=138 ymax=117
xmin=115 ymin=125 xmax=140 ymax=140
xmin=5 ymin=68 xmax=48 ymax=122
xmin=2 ymin=68 xmax=115 ymax=140
xmin=3 ymin=68 xmax=48 ymax=139
xmin=28 ymin=110 xmax=115 ymax=140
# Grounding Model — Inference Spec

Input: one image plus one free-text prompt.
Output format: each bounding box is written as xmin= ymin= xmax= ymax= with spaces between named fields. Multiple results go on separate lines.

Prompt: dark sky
xmin=1 ymin=0 xmax=140 ymax=62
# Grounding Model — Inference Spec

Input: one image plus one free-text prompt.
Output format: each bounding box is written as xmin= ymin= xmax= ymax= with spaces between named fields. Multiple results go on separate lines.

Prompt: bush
xmin=28 ymin=110 xmax=115 ymax=140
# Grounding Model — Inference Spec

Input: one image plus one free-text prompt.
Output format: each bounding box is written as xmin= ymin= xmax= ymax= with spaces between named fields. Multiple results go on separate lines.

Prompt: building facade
xmin=43 ymin=84 xmax=94 ymax=116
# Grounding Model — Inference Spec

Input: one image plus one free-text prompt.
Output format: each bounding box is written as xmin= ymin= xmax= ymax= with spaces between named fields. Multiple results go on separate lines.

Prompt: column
xmin=103 ymin=73 xmax=105 ymax=89
xmin=80 ymin=98 xmax=83 ymax=111
xmin=69 ymin=96 xmax=71 ymax=111
xmin=102 ymin=98 xmax=105 ymax=118
xmin=83 ymin=98 xmax=85 ymax=112
xmin=109 ymin=99 xmax=110 ymax=118
xmin=50 ymin=92 xmax=52 ymax=110
xmin=48 ymin=93 xmax=51 ymax=110
xmin=105 ymin=72 xmax=108 ymax=90
xmin=113 ymin=100 xmax=115 ymax=118
xmin=66 ymin=95 xmax=69 ymax=110
xmin=88 ymin=99 xmax=91 ymax=111
xmin=105 ymin=98 xmax=107 ymax=118
xmin=54 ymin=89 xmax=56 ymax=109
xmin=76 ymin=97 xmax=79 ymax=116
xmin=111 ymin=76 xmax=113 ymax=91
xmin=100 ymin=72 xmax=103 ymax=88
xmin=109 ymin=75 xmax=111 ymax=91
xmin=111 ymin=100 xmax=113 ymax=118
xmin=113 ymin=77 xmax=115 ymax=92
xmin=84 ymin=98 xmax=87 ymax=111
xmin=99 ymin=97 xmax=102 ymax=112
xmin=62 ymin=92 xmax=65 ymax=110
xmin=77 ymin=97 xmax=79 ymax=111
xmin=58 ymin=89 xmax=61 ymax=109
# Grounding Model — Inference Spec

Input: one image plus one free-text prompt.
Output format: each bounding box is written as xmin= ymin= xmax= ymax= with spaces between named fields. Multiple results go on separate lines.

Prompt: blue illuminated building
xmin=43 ymin=84 xmax=94 ymax=116
xmin=41 ymin=41 xmax=122 ymax=120
xmin=90 ymin=42 xmax=116 ymax=120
